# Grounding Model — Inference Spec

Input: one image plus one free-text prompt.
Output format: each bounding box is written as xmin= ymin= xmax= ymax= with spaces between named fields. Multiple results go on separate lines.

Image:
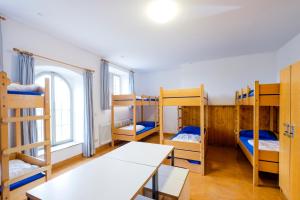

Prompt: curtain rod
xmin=0 ymin=16 xmax=6 ymax=21
xmin=13 ymin=48 xmax=95 ymax=72
xmin=101 ymin=59 xmax=134 ymax=73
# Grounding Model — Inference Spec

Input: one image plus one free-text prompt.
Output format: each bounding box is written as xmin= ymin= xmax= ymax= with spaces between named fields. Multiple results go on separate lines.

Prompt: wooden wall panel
xmin=208 ymin=106 xmax=236 ymax=146
xmin=240 ymin=106 xmax=279 ymax=133
xmin=180 ymin=105 xmax=279 ymax=147
xmin=181 ymin=106 xmax=200 ymax=127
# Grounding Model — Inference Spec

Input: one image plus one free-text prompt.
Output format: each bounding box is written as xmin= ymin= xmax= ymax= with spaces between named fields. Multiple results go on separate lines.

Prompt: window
xmin=109 ymin=65 xmax=130 ymax=96
xmin=36 ymin=72 xmax=73 ymax=146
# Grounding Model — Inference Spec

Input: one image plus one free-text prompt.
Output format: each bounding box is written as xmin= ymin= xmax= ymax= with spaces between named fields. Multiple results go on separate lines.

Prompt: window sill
xmin=38 ymin=141 xmax=82 ymax=157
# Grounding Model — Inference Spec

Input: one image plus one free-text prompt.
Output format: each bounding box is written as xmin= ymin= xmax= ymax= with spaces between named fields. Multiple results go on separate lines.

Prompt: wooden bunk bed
xmin=159 ymin=85 xmax=208 ymax=175
xmin=111 ymin=94 xmax=159 ymax=146
xmin=235 ymin=81 xmax=280 ymax=186
xmin=0 ymin=72 xmax=51 ymax=200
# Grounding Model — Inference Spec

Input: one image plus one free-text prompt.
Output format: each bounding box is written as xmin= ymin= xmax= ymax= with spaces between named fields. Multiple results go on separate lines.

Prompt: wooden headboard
xmin=178 ymin=106 xmax=200 ymax=129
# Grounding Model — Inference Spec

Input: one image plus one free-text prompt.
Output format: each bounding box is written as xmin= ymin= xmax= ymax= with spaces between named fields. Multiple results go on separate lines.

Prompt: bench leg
xmin=171 ymin=149 xmax=174 ymax=166
xmin=152 ymin=171 xmax=159 ymax=200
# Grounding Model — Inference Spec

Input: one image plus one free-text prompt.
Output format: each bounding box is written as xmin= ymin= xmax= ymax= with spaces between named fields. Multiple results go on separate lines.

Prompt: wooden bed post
xmin=44 ymin=78 xmax=51 ymax=181
xmin=200 ymin=84 xmax=205 ymax=176
xmin=270 ymin=107 xmax=274 ymax=132
xmin=253 ymin=81 xmax=260 ymax=186
xmin=159 ymin=88 xmax=164 ymax=144
xmin=141 ymin=95 xmax=144 ymax=122
xmin=235 ymin=91 xmax=240 ymax=146
xmin=111 ymin=97 xmax=115 ymax=147
xmin=133 ymin=95 xmax=137 ymax=141
xmin=0 ymin=72 xmax=10 ymax=200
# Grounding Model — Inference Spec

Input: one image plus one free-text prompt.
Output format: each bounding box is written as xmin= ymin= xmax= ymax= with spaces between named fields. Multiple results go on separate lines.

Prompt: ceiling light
xmin=147 ymin=0 xmax=178 ymax=24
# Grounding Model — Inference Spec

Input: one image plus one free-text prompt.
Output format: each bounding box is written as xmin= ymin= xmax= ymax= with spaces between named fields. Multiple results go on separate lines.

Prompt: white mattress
xmin=120 ymin=125 xmax=145 ymax=132
xmin=172 ymin=133 xmax=200 ymax=143
xmin=8 ymin=83 xmax=44 ymax=92
xmin=0 ymin=159 xmax=39 ymax=179
xmin=248 ymin=139 xmax=279 ymax=152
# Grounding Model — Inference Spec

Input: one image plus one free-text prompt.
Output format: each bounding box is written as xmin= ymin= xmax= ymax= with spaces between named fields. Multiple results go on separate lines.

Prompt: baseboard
xmin=52 ymin=143 xmax=111 ymax=171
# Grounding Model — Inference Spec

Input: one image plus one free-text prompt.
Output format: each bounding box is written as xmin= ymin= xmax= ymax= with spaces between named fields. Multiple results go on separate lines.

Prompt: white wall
xmin=1 ymin=18 xmax=109 ymax=164
xmin=276 ymin=32 xmax=300 ymax=77
xmin=136 ymin=52 xmax=278 ymax=132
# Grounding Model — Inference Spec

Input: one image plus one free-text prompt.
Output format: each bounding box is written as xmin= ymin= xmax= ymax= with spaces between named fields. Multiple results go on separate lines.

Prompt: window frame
xmin=36 ymin=71 xmax=74 ymax=146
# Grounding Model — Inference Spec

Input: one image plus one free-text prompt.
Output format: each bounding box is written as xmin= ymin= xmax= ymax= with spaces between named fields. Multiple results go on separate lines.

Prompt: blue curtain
xmin=17 ymin=53 xmax=38 ymax=156
xmin=100 ymin=60 xmax=110 ymax=110
xmin=83 ymin=70 xmax=95 ymax=157
xmin=129 ymin=71 xmax=135 ymax=93
xmin=0 ymin=19 xmax=3 ymax=71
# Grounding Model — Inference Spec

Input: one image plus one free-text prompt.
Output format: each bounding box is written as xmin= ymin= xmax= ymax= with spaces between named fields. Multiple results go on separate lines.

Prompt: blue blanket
xmin=8 ymin=90 xmax=43 ymax=96
xmin=0 ymin=173 xmax=45 ymax=192
xmin=136 ymin=121 xmax=156 ymax=135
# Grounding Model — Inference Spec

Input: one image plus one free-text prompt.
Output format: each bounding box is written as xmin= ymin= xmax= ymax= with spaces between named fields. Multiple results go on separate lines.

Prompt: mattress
xmin=119 ymin=121 xmax=156 ymax=135
xmin=171 ymin=126 xmax=201 ymax=142
xmin=119 ymin=124 xmax=145 ymax=132
xmin=239 ymin=134 xmax=278 ymax=155
xmin=7 ymin=83 xmax=44 ymax=96
xmin=172 ymin=134 xmax=200 ymax=143
xmin=136 ymin=96 xmax=157 ymax=101
xmin=0 ymin=159 xmax=45 ymax=191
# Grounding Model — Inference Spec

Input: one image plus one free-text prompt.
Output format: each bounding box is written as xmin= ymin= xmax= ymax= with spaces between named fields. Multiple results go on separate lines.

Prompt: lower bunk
xmin=112 ymin=121 xmax=159 ymax=144
xmin=163 ymin=126 xmax=206 ymax=174
xmin=238 ymin=130 xmax=279 ymax=174
xmin=0 ymin=159 xmax=47 ymax=200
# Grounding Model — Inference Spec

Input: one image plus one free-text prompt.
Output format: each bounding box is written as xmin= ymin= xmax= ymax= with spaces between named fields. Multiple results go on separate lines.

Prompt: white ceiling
xmin=1 ymin=0 xmax=300 ymax=71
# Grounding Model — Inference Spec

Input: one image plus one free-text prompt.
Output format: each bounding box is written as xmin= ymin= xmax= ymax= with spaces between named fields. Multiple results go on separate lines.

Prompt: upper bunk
xmin=160 ymin=85 xmax=208 ymax=107
xmin=235 ymin=81 xmax=280 ymax=107
xmin=0 ymin=72 xmax=46 ymax=110
xmin=112 ymin=94 xmax=159 ymax=107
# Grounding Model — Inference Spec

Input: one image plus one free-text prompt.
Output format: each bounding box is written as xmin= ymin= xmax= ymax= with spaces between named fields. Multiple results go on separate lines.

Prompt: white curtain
xmin=18 ymin=53 xmax=38 ymax=156
xmin=100 ymin=60 xmax=110 ymax=110
xmin=83 ymin=70 xmax=95 ymax=157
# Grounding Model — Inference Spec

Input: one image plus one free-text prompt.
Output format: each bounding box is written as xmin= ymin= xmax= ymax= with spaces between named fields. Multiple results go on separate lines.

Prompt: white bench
xmin=135 ymin=195 xmax=153 ymax=200
xmin=143 ymin=165 xmax=190 ymax=200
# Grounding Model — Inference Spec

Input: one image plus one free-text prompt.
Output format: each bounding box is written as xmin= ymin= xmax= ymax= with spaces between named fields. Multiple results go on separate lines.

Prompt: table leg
xmin=171 ymin=149 xmax=174 ymax=166
xmin=152 ymin=171 xmax=159 ymax=200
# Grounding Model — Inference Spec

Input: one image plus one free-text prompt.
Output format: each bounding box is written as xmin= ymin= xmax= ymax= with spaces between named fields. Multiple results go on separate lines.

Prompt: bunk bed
xmin=159 ymin=85 xmax=208 ymax=175
xmin=235 ymin=81 xmax=280 ymax=186
xmin=111 ymin=94 xmax=159 ymax=146
xmin=0 ymin=72 xmax=51 ymax=200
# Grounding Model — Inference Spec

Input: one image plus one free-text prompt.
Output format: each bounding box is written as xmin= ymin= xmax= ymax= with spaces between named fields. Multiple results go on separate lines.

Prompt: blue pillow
xmin=137 ymin=121 xmax=155 ymax=128
xmin=249 ymin=89 xmax=254 ymax=97
xmin=180 ymin=126 xmax=201 ymax=135
xmin=240 ymin=130 xmax=277 ymax=140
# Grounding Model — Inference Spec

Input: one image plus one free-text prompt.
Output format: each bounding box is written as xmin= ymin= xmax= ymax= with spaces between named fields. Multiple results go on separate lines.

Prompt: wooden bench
xmin=143 ymin=165 xmax=190 ymax=200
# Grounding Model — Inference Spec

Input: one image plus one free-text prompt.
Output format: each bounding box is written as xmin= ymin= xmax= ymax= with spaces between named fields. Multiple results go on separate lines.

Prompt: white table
xmin=104 ymin=142 xmax=175 ymax=199
xmin=26 ymin=157 xmax=156 ymax=200
xmin=27 ymin=142 xmax=175 ymax=200
xmin=103 ymin=142 xmax=174 ymax=167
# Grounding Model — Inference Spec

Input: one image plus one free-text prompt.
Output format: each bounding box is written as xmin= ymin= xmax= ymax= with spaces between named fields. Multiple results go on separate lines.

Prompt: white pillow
xmin=120 ymin=125 xmax=145 ymax=132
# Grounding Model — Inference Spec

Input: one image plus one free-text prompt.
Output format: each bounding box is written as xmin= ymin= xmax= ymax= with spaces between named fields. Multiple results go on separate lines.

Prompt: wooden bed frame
xmin=0 ymin=72 xmax=51 ymax=200
xmin=235 ymin=81 xmax=280 ymax=186
xmin=111 ymin=94 xmax=159 ymax=147
xmin=159 ymin=85 xmax=208 ymax=175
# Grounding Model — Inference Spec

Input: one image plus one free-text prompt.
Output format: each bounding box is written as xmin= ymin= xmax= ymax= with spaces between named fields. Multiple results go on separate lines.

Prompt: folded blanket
xmin=248 ymin=139 xmax=279 ymax=152
xmin=120 ymin=124 xmax=145 ymax=132
xmin=172 ymin=133 xmax=200 ymax=143
xmin=0 ymin=159 xmax=39 ymax=179
xmin=8 ymin=83 xmax=44 ymax=93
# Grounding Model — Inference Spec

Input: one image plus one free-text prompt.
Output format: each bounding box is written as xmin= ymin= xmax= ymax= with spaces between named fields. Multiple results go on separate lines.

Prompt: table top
xmin=103 ymin=142 xmax=174 ymax=167
xmin=27 ymin=157 xmax=156 ymax=200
